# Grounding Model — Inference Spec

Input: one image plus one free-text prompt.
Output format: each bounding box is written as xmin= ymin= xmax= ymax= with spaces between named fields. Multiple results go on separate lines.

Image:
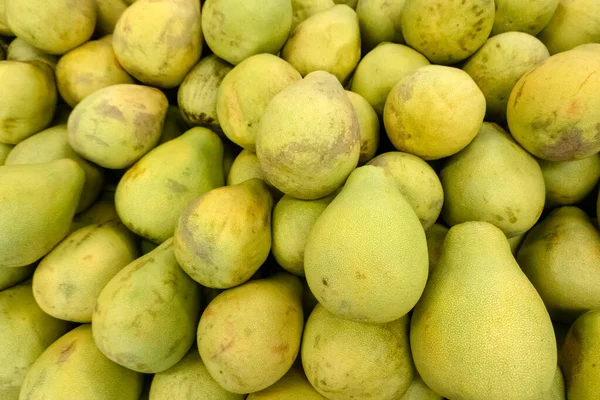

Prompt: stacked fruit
xmin=1 ymin=0 xmax=600 ymax=399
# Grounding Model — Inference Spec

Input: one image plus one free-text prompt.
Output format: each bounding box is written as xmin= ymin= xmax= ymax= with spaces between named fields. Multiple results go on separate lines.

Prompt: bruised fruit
xmin=92 ymin=239 xmax=202 ymax=373
xmin=5 ymin=0 xmax=96 ymax=55
xmin=441 ymin=123 xmax=545 ymax=238
xmin=32 ymin=221 xmax=139 ymax=323
xmin=178 ymin=55 xmax=233 ymax=133
xmin=256 ymin=71 xmax=360 ymax=199
xmin=384 ymin=65 xmax=485 ymax=160
xmin=19 ymin=325 xmax=144 ymax=400
xmin=0 ymin=282 xmax=70 ymax=398
xmin=112 ymin=0 xmax=203 ymax=88
xmin=401 ymin=0 xmax=495 ymax=65
xmin=282 ymin=5 xmax=361 ymax=83
xmin=0 ymin=60 xmax=57 ymax=145
xmin=116 ymin=127 xmax=224 ymax=243
xmin=67 ymin=84 xmax=168 ymax=169
xmin=202 ymin=0 xmax=292 ymax=65
xmin=198 ymin=273 xmax=303 ymax=394
xmin=56 ymin=36 xmax=134 ymax=107
xmin=302 ymin=305 xmax=414 ymax=400
xmin=217 ymin=54 xmax=301 ymax=151
xmin=174 ymin=178 xmax=273 ymax=289
xmin=507 ymin=47 xmax=600 ymax=161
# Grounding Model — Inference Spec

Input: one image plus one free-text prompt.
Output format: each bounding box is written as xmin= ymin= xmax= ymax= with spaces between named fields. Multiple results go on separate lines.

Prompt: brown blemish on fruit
xmin=541 ymin=126 xmax=587 ymax=160
xmin=212 ymin=340 xmax=235 ymax=359
xmin=272 ymin=343 xmax=289 ymax=355
xmin=167 ymin=335 xmax=186 ymax=355
xmin=152 ymin=288 xmax=167 ymax=305
xmin=59 ymin=283 xmax=76 ymax=299
xmin=322 ymin=277 xmax=329 ymax=287
xmin=355 ymin=271 xmax=366 ymax=280
xmin=57 ymin=340 xmax=77 ymax=364
xmin=506 ymin=207 xmax=517 ymax=224
xmin=86 ymin=134 xmax=109 ymax=147
xmin=119 ymin=257 xmax=154 ymax=283
xmin=96 ymin=100 xmax=125 ymax=122
xmin=134 ymin=112 xmax=158 ymax=143
xmin=166 ymin=179 xmax=188 ymax=193
xmin=531 ymin=117 xmax=554 ymax=130
xmin=124 ymin=164 xmax=146 ymax=181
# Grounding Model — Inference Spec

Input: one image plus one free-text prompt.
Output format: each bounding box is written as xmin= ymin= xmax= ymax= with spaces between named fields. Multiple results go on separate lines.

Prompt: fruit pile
xmin=1 ymin=0 xmax=599 ymax=399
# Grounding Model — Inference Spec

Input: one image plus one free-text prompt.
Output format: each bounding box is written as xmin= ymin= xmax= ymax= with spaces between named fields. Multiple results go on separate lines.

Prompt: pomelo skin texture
xmin=256 ymin=71 xmax=360 ymax=200
xmin=462 ymin=31 xmax=549 ymax=124
xmin=384 ymin=65 xmax=486 ymax=160
xmin=411 ymin=222 xmax=557 ymax=400
xmin=400 ymin=0 xmax=495 ymax=65
xmin=304 ymin=165 xmax=428 ymax=323
xmin=507 ymin=47 xmax=600 ymax=161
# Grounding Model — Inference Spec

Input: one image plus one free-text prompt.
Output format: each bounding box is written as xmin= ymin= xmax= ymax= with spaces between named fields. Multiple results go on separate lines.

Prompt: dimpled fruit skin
xmin=0 ymin=282 xmax=71 ymax=398
xmin=149 ymin=350 xmax=244 ymax=400
xmin=539 ymin=154 xmax=600 ymax=207
xmin=0 ymin=61 xmax=57 ymax=145
xmin=202 ymin=0 xmax=292 ymax=65
xmin=400 ymin=0 xmax=495 ymax=65
xmin=18 ymin=325 xmax=143 ymax=400
xmin=368 ymin=151 xmax=443 ymax=230
xmin=560 ymin=311 xmax=600 ymax=399
xmin=67 ymin=84 xmax=168 ymax=170
xmin=92 ymin=239 xmax=201 ymax=374
xmin=0 ymin=159 xmax=85 ymax=268
xmin=350 ymin=43 xmax=430 ymax=116
xmin=5 ymin=0 xmax=96 ymax=55
xmin=282 ymin=5 xmax=361 ymax=84
xmin=462 ymin=31 xmax=550 ymax=124
xmin=112 ymin=0 xmax=203 ymax=88
xmin=383 ymin=65 xmax=486 ymax=160
xmin=491 ymin=0 xmax=559 ymax=36
xmin=441 ymin=123 xmax=545 ymax=238
xmin=246 ymin=367 xmax=326 ymax=400
xmin=217 ymin=54 xmax=301 ymax=151
xmin=256 ymin=71 xmax=360 ymax=200
xmin=304 ymin=165 xmax=428 ymax=323
xmin=411 ymin=222 xmax=557 ymax=400
xmin=302 ymin=304 xmax=414 ymax=400
xmin=507 ymin=47 xmax=600 ymax=161
xmin=517 ymin=206 xmax=600 ymax=323
xmin=197 ymin=274 xmax=304 ymax=394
